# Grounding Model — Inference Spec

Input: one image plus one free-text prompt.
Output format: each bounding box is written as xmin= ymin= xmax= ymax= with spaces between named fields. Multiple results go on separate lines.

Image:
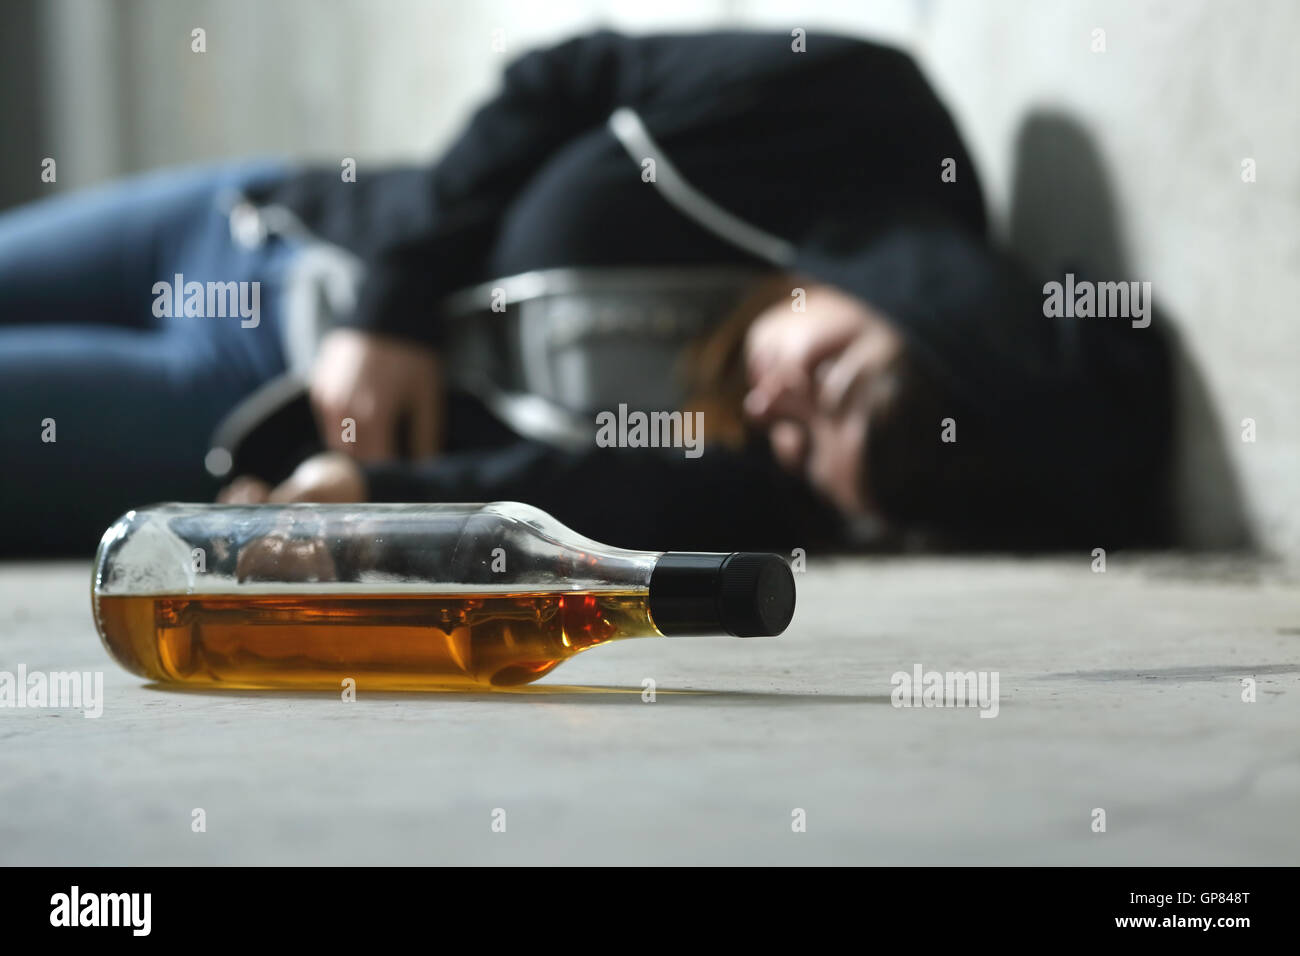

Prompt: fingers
xmin=407 ymin=351 xmax=443 ymax=460
xmin=268 ymin=452 xmax=367 ymax=504
xmin=816 ymin=334 xmax=875 ymax=414
xmin=744 ymin=362 xmax=818 ymax=423
xmin=345 ymin=394 xmax=396 ymax=462
xmin=218 ymin=475 xmax=272 ymax=504
xmin=312 ymin=383 xmax=396 ymax=461
xmin=768 ymin=420 xmax=809 ymax=473
xmin=310 ymin=329 xmax=363 ymax=454
xmin=218 ymin=456 xmax=367 ymax=506
xmin=310 ymin=328 xmax=438 ymax=462
xmin=743 ymin=288 xmax=873 ymax=401
xmin=310 ymin=328 xmax=389 ymax=460
xmin=235 ymin=532 xmax=339 ymax=583
xmin=407 ymin=371 xmax=442 ymax=460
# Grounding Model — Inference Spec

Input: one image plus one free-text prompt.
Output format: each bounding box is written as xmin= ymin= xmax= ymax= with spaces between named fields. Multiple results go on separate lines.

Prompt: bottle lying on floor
xmin=92 ymin=502 xmax=795 ymax=691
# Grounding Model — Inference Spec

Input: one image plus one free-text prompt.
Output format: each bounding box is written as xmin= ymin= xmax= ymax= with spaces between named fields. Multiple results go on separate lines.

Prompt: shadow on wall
xmin=1006 ymin=110 xmax=1253 ymax=550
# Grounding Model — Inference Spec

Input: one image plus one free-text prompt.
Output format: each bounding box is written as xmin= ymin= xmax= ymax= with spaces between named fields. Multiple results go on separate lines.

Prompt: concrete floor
xmin=1 ymin=555 xmax=1297 ymax=865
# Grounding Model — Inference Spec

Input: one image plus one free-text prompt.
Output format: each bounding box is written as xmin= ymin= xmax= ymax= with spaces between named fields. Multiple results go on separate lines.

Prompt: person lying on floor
xmin=0 ymin=29 xmax=1173 ymax=555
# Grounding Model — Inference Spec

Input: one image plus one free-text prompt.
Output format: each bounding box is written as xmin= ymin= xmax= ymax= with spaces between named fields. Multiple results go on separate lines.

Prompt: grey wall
xmin=16 ymin=0 xmax=1300 ymax=557
xmin=915 ymin=1 xmax=1298 ymax=555
xmin=0 ymin=1 xmax=50 ymax=209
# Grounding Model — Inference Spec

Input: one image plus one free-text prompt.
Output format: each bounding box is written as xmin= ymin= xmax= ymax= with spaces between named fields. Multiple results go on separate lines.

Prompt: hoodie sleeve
xmin=341 ymin=30 xmax=646 ymax=345
xmin=360 ymin=439 xmax=844 ymax=553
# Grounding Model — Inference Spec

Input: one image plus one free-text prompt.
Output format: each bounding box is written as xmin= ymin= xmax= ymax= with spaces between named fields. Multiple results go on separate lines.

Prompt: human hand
xmin=218 ymin=452 xmax=367 ymax=504
xmin=743 ymin=284 xmax=886 ymax=423
xmin=310 ymin=328 xmax=442 ymax=461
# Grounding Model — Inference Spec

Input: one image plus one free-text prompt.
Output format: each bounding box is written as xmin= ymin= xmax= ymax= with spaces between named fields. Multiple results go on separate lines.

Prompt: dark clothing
xmin=248 ymin=30 xmax=986 ymax=345
xmin=241 ymin=30 xmax=1007 ymax=552
xmin=377 ymin=391 xmax=848 ymax=553
xmin=0 ymin=30 xmax=1173 ymax=555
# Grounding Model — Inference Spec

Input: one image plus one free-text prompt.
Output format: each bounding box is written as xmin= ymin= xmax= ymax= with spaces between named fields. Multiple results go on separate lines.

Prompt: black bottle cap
xmin=648 ymin=552 xmax=796 ymax=637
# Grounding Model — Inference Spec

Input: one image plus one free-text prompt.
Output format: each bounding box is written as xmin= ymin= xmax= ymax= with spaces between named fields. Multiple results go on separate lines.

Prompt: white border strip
xmin=608 ymin=107 xmax=797 ymax=267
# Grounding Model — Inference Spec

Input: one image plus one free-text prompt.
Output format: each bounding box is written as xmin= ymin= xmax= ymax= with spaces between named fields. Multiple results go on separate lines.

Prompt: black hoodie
xmin=244 ymin=30 xmax=1171 ymax=552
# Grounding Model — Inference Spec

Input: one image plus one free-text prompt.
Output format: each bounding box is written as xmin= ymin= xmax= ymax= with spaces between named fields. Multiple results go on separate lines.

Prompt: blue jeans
xmin=0 ymin=161 xmax=297 ymax=555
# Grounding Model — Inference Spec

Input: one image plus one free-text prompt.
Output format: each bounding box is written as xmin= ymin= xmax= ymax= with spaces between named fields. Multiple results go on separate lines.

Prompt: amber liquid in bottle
xmin=94 ymin=590 xmax=658 ymax=691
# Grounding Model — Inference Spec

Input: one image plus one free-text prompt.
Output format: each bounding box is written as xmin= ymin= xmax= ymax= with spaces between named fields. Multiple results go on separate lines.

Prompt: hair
xmin=680 ymin=273 xmax=796 ymax=448
xmin=683 ymin=276 xmax=1164 ymax=550
xmin=860 ymin=350 xmax=1028 ymax=547
xmin=865 ymin=345 xmax=1175 ymax=550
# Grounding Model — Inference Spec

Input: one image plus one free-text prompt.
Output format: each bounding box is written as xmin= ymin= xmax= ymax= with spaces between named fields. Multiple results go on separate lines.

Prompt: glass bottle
xmin=92 ymin=502 xmax=796 ymax=691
